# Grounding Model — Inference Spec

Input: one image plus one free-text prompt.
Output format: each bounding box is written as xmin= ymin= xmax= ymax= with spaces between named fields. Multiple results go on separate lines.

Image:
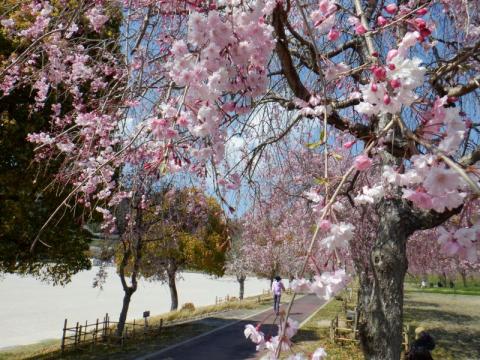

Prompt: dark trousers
xmin=273 ymin=294 xmax=281 ymax=314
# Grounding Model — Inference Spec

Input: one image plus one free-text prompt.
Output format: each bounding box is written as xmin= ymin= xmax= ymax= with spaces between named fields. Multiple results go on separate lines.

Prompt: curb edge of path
xmin=299 ymin=297 xmax=333 ymax=328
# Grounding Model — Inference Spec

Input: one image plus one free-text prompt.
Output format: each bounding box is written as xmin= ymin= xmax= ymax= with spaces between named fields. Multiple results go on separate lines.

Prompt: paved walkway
xmin=135 ymin=294 xmax=326 ymax=360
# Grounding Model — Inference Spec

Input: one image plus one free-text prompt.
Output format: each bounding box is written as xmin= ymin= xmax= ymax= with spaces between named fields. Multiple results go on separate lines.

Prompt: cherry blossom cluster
xmin=167 ymin=0 xmax=275 ymax=165
xmin=290 ymin=269 xmax=351 ymax=300
xmin=356 ymin=32 xmax=426 ymax=115
xmin=244 ymin=318 xmax=327 ymax=359
xmin=436 ymin=225 xmax=479 ymax=263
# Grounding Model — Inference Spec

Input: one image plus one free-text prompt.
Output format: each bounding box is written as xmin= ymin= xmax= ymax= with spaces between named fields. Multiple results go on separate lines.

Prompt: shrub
xmin=181 ymin=302 xmax=195 ymax=311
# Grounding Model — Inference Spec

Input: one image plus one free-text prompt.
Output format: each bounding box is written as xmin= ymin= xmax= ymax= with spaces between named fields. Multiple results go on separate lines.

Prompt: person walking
xmin=272 ymin=276 xmax=285 ymax=315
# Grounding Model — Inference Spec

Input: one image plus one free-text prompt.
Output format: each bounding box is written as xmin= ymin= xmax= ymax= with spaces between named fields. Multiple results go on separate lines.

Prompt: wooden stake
xmin=61 ymin=318 xmax=67 ymax=354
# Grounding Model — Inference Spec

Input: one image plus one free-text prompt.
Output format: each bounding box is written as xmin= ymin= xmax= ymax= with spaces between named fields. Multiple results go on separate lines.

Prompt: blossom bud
xmin=383 ymin=94 xmax=391 ymax=105
xmin=319 ymin=220 xmax=332 ymax=231
xmin=385 ymin=4 xmax=398 ymax=14
xmin=388 ymin=63 xmax=396 ymax=70
xmin=355 ymin=24 xmax=367 ymax=35
xmin=343 ymin=140 xmax=356 ymax=149
xmin=377 ymin=16 xmax=388 ymax=27
xmin=414 ymin=18 xmax=427 ymax=29
xmin=328 ymin=28 xmax=340 ymax=41
xmin=420 ymin=28 xmax=431 ymax=38
xmin=390 ymin=79 xmax=401 ymax=88
xmin=371 ymin=83 xmax=378 ymax=92
xmin=372 ymin=66 xmax=387 ymax=81
xmin=416 ymin=8 xmax=428 ymax=15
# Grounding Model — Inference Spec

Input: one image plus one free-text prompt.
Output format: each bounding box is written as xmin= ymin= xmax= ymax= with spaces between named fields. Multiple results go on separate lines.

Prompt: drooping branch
xmin=272 ymin=5 xmax=311 ymax=101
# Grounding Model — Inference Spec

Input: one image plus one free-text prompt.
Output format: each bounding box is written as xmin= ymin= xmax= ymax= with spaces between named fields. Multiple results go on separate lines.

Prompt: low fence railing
xmin=61 ymin=313 xmax=164 ymax=353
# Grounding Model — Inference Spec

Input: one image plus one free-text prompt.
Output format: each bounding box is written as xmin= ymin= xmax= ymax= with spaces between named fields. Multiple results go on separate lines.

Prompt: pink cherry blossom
xmin=353 ymin=155 xmax=373 ymax=171
xmin=312 ymin=347 xmax=328 ymax=360
xmin=343 ymin=140 xmax=355 ymax=149
xmin=355 ymin=23 xmax=367 ymax=35
xmin=385 ymin=4 xmax=398 ymax=14
xmin=86 ymin=7 xmax=109 ymax=32
xmin=328 ymin=28 xmax=340 ymax=41
xmin=377 ymin=16 xmax=388 ymax=27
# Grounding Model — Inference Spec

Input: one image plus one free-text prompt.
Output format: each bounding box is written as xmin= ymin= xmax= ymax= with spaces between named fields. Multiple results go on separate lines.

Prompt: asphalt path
xmin=135 ymin=294 xmax=326 ymax=360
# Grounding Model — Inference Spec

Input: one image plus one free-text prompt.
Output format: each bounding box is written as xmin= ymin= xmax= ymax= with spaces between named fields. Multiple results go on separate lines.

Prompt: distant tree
xmin=119 ymin=187 xmax=228 ymax=311
xmin=225 ymin=221 xmax=250 ymax=300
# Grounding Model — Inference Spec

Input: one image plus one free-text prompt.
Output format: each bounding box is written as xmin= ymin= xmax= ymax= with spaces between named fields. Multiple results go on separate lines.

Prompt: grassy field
xmin=405 ymin=275 xmax=480 ymax=295
xmin=404 ymin=292 xmax=480 ymax=360
xmin=288 ymin=289 xmax=480 ymax=360
xmin=287 ymin=295 xmax=363 ymax=360
xmin=0 ymin=291 xmax=291 ymax=360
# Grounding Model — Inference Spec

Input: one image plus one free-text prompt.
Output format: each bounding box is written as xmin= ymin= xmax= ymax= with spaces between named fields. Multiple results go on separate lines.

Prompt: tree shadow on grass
xmin=292 ymin=328 xmax=322 ymax=342
xmin=404 ymin=308 xmax=475 ymax=325
xmin=404 ymin=300 xmax=440 ymax=308
xmin=430 ymin=327 xmax=480 ymax=359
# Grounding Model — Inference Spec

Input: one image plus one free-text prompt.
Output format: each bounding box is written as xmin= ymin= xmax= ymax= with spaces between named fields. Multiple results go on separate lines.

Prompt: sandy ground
xmin=404 ymin=292 xmax=480 ymax=360
xmin=0 ymin=268 xmax=269 ymax=348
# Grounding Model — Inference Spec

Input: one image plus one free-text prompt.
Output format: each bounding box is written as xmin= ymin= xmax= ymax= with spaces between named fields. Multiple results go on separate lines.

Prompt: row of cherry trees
xmin=1 ymin=0 xmax=480 ymax=359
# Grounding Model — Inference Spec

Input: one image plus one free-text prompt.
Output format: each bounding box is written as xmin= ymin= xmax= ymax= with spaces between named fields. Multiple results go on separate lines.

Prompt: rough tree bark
xmin=237 ymin=275 xmax=246 ymax=300
xmin=117 ymin=286 xmax=134 ymax=336
xmin=116 ymin=241 xmax=141 ymax=337
xmin=167 ymin=261 xmax=179 ymax=311
xmin=116 ymin=208 xmax=144 ymax=337
xmin=460 ymin=269 xmax=468 ymax=287
xmin=356 ymin=197 xmax=461 ymax=360
xmin=358 ymin=199 xmax=413 ymax=360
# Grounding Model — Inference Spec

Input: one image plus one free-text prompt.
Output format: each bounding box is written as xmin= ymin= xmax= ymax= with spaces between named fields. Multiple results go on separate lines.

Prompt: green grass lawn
xmin=404 ymin=292 xmax=480 ymax=360
xmin=285 ymin=287 xmax=480 ymax=360
xmin=286 ymin=294 xmax=363 ymax=360
xmin=405 ymin=276 xmax=480 ymax=296
xmin=407 ymin=286 xmax=480 ymax=296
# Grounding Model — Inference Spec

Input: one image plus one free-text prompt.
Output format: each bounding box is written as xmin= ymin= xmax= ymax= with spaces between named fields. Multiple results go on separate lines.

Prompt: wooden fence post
xmin=78 ymin=325 xmax=83 ymax=347
xmin=158 ymin=319 xmax=163 ymax=334
xmin=61 ymin=318 xmax=67 ymax=354
xmin=74 ymin=322 xmax=79 ymax=349
xmin=94 ymin=318 xmax=99 ymax=346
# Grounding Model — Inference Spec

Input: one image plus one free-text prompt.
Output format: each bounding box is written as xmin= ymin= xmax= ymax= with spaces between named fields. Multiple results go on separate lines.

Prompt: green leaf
xmin=305 ymin=140 xmax=325 ymax=149
xmin=320 ymin=129 xmax=326 ymax=142
xmin=330 ymin=152 xmax=343 ymax=160
xmin=314 ymin=177 xmax=329 ymax=185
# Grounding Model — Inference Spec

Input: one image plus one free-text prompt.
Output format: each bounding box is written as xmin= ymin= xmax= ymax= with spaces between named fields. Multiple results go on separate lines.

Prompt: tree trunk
xmin=460 ymin=270 xmax=468 ymax=287
xmin=115 ymin=208 xmax=143 ymax=337
xmin=358 ymin=199 xmax=411 ymax=360
xmin=116 ymin=288 xmax=133 ymax=336
xmin=167 ymin=266 xmax=178 ymax=311
xmin=440 ymin=272 xmax=447 ymax=287
xmin=238 ymin=275 xmax=245 ymax=300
